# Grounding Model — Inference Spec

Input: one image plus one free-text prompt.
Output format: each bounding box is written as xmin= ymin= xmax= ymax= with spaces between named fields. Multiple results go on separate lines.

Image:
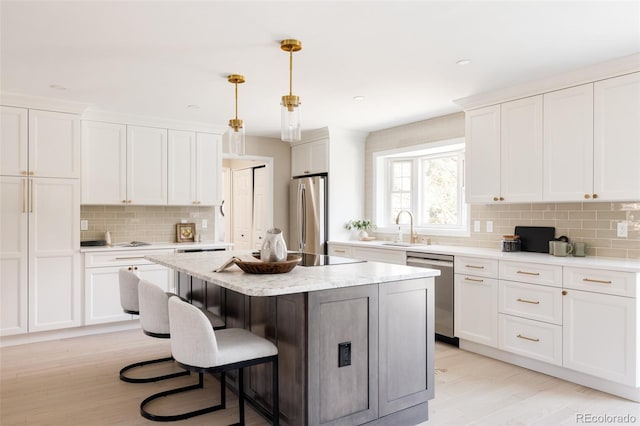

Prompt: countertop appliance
xmin=289 ymin=175 xmax=327 ymax=255
xmin=514 ymin=226 xmax=556 ymax=253
xmin=406 ymin=251 xmax=458 ymax=346
xmin=295 ymin=252 xmax=365 ymax=267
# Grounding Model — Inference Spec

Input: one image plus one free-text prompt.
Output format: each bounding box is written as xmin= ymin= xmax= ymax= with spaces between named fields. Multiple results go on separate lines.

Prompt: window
xmin=374 ymin=138 xmax=468 ymax=236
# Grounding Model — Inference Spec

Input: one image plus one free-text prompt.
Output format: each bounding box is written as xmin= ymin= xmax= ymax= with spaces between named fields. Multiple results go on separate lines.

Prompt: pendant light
xmin=280 ymin=39 xmax=302 ymax=142
xmin=226 ymin=74 xmax=245 ymax=156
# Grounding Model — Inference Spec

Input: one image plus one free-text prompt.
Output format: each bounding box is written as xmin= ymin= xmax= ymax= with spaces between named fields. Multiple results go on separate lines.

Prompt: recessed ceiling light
xmin=49 ymin=84 xmax=67 ymax=90
xmin=187 ymin=104 xmax=200 ymax=109
xmin=353 ymin=96 xmax=365 ymax=102
xmin=456 ymin=59 xmax=471 ymax=66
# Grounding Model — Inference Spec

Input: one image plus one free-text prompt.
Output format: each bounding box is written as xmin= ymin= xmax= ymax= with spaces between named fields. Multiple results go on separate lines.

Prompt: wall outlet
xmin=617 ymin=222 xmax=628 ymax=238
xmin=80 ymin=219 xmax=88 ymax=231
xmin=486 ymin=220 xmax=493 ymax=233
xmin=473 ymin=220 xmax=480 ymax=232
xmin=201 ymin=219 xmax=208 ymax=229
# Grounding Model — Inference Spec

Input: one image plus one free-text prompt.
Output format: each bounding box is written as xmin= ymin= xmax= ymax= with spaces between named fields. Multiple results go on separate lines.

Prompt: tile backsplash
xmin=392 ymin=202 xmax=640 ymax=260
xmin=81 ymin=205 xmax=216 ymax=244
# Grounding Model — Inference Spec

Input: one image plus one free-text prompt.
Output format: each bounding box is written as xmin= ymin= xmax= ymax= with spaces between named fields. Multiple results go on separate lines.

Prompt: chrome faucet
xmin=395 ymin=210 xmax=417 ymax=244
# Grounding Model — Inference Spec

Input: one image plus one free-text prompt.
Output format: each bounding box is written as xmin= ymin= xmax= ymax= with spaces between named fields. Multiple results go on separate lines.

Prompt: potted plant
xmin=345 ymin=219 xmax=376 ymax=239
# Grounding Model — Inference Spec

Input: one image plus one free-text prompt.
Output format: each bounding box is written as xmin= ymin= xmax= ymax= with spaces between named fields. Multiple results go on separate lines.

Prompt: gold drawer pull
xmin=115 ymin=256 xmax=147 ymax=260
xmin=465 ymin=264 xmax=485 ymax=269
xmin=517 ymin=270 xmax=540 ymax=276
xmin=334 ymin=249 xmax=346 ymax=253
xmin=583 ymin=278 xmax=612 ymax=284
xmin=516 ymin=298 xmax=540 ymax=305
xmin=464 ymin=277 xmax=484 ymax=283
xmin=517 ymin=334 xmax=540 ymax=342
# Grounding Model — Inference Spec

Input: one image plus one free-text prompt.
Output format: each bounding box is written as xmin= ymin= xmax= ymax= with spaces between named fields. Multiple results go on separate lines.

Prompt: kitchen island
xmin=146 ymin=251 xmax=439 ymax=426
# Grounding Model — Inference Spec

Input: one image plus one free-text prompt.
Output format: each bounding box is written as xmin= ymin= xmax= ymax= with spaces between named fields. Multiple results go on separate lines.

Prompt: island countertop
xmin=146 ymin=250 xmax=440 ymax=297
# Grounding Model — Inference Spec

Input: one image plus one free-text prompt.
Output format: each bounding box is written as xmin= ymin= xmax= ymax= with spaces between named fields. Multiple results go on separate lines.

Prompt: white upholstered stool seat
xmin=118 ymin=269 xmax=188 ymax=384
xmin=140 ymin=296 xmax=279 ymax=425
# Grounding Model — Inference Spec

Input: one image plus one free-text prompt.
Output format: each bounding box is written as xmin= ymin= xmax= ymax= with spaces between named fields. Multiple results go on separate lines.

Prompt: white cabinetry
xmin=83 ymin=249 xmax=173 ymax=325
xmin=168 ymin=130 xmax=220 ymax=205
xmin=1 ymin=107 xmax=80 ymax=178
xmin=593 ymin=72 xmax=640 ymax=201
xmin=465 ymin=96 xmax=543 ymax=203
xmin=497 ymin=261 xmax=563 ymax=365
xmin=82 ymin=122 xmax=168 ymax=205
xmin=454 ymin=256 xmax=498 ymax=347
xmin=543 ymin=84 xmax=594 ymax=201
xmin=1 ymin=106 xmax=81 ymax=336
xmin=562 ymin=267 xmax=638 ymax=386
xmin=327 ymin=243 xmax=405 ymax=265
xmin=291 ymin=139 xmax=328 ymax=177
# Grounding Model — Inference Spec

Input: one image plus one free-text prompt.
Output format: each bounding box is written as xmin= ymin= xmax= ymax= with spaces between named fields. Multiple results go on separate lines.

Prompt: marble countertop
xmin=146 ymin=250 xmax=440 ymax=297
xmin=329 ymin=240 xmax=640 ymax=272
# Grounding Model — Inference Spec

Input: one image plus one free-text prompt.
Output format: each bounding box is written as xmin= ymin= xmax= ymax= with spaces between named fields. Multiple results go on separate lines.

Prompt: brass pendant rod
xmin=235 ymin=81 xmax=239 ymax=120
xmin=289 ymin=49 xmax=293 ymax=96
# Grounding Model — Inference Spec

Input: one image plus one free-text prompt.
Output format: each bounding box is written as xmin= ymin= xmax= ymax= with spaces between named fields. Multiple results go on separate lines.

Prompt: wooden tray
xmin=234 ymin=254 xmax=301 ymax=274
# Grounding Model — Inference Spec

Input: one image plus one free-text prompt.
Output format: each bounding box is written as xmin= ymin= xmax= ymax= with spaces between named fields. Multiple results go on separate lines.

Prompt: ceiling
xmin=2 ymin=1 xmax=639 ymax=138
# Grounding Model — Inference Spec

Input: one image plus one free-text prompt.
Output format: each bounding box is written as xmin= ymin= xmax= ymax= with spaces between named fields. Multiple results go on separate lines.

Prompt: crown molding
xmin=0 ymin=92 xmax=90 ymax=114
xmin=454 ymin=52 xmax=640 ymax=110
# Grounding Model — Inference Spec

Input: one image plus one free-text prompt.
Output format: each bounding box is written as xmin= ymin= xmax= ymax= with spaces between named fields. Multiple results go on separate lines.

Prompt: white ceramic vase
xmin=260 ymin=228 xmax=287 ymax=262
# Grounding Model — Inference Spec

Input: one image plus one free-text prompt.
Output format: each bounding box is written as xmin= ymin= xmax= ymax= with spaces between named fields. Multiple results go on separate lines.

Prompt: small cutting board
xmin=514 ymin=226 xmax=556 ymax=253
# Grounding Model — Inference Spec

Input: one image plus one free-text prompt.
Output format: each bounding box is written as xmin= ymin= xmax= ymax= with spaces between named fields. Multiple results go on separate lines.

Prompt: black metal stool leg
xmin=272 ymin=358 xmax=279 ymax=426
xmin=238 ymin=367 xmax=245 ymax=426
xmin=120 ymin=356 xmax=190 ymax=383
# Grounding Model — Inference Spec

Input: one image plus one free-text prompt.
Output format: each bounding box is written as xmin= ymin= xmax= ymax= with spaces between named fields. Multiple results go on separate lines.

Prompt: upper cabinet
xmin=82 ymin=121 xmax=221 ymax=206
xmin=465 ymin=96 xmax=543 ymax=203
xmin=168 ymin=130 xmax=221 ymax=206
xmin=463 ymin=66 xmax=640 ymax=204
xmin=593 ymin=72 xmax=640 ymax=201
xmin=1 ymin=107 xmax=80 ymax=179
xmin=291 ymin=139 xmax=328 ymax=177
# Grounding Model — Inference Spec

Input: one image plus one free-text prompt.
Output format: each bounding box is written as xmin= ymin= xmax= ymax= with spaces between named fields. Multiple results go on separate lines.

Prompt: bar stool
xmin=118 ymin=269 xmax=188 ymax=383
xmin=140 ymin=296 xmax=279 ymax=425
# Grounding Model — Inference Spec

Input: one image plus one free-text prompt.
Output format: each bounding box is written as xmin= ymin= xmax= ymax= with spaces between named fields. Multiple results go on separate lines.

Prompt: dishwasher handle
xmin=407 ymin=258 xmax=454 ymax=268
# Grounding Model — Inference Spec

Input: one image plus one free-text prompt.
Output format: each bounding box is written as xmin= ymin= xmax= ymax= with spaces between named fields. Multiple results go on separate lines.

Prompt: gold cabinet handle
xmin=116 ymin=256 xmax=146 ymax=260
xmin=334 ymin=249 xmax=346 ymax=253
xmin=517 ymin=270 xmax=540 ymax=276
xmin=464 ymin=277 xmax=484 ymax=283
xmin=30 ymin=180 xmax=33 ymax=213
xmin=562 ymin=290 xmax=568 ymax=296
xmin=465 ymin=264 xmax=485 ymax=269
xmin=493 ymin=196 xmax=499 ymax=201
xmin=583 ymin=278 xmax=612 ymax=285
xmin=29 ymin=171 xmax=34 ymax=176
xmin=122 ymin=200 xmax=127 ymax=204
xmin=592 ymin=193 xmax=598 ymax=199
xmin=21 ymin=171 xmax=28 ymax=176
xmin=517 ymin=334 xmax=540 ymax=342
xmin=584 ymin=194 xmax=591 ymax=199
xmin=127 ymin=200 xmax=132 ymax=204
xmin=499 ymin=197 xmax=504 ymax=201
xmin=516 ymin=298 xmax=540 ymax=305
xmin=22 ymin=180 xmax=26 ymax=213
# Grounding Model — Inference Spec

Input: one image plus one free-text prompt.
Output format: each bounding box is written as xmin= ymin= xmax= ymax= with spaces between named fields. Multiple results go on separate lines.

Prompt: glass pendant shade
xmin=227 ymin=120 xmax=245 ymax=156
xmin=281 ymin=100 xmax=301 ymax=142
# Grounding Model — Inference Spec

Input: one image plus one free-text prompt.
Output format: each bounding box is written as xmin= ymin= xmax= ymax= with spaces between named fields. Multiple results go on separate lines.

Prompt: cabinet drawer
xmin=455 ymin=256 xmax=498 ymax=278
xmin=499 ymin=281 xmax=562 ymax=325
xmin=353 ymin=247 xmax=406 ymax=265
xmin=499 ymin=261 xmax=562 ymax=287
xmin=84 ymin=249 xmax=173 ymax=267
xmin=499 ymin=314 xmax=562 ymax=366
xmin=328 ymin=244 xmax=353 ymax=258
xmin=564 ymin=267 xmax=637 ymax=298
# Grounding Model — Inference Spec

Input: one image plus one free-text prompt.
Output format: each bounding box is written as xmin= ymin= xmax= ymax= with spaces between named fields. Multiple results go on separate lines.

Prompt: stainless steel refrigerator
xmin=289 ymin=175 xmax=327 ymax=254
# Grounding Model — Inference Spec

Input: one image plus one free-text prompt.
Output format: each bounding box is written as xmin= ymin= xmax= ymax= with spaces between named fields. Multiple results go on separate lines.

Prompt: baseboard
xmin=0 ymin=321 xmax=140 ymax=347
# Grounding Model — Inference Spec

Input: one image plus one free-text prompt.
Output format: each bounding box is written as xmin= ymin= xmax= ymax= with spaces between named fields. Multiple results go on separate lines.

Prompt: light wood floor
xmin=2 ymin=330 xmax=638 ymax=425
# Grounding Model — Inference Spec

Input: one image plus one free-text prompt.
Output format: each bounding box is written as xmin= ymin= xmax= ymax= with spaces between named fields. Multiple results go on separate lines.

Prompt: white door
xmin=29 ymin=109 xmax=80 ymax=178
xmin=593 ymin=72 xmax=640 ymax=201
xmin=196 ymin=133 xmax=221 ymax=206
xmin=500 ymin=96 xmax=543 ymax=202
xmin=454 ymin=274 xmax=498 ymax=347
xmin=168 ymin=129 xmax=197 ymax=205
xmin=253 ymin=166 xmax=269 ymax=250
xmin=465 ymin=105 xmax=501 ymax=203
xmin=0 ymin=106 xmax=28 ymax=177
xmin=563 ymin=289 xmax=636 ymax=386
xmin=84 ymin=266 xmax=133 ymax=325
xmin=543 ymin=84 xmax=594 ymax=201
xmin=221 ymin=167 xmax=231 ymax=243
xmin=0 ymin=176 xmax=29 ymax=335
xmin=81 ymin=121 xmax=127 ymax=204
xmin=137 ymin=264 xmax=173 ymax=293
xmin=232 ymin=168 xmax=253 ymax=250
xmin=29 ymin=178 xmax=81 ymax=332
xmin=127 ymin=125 xmax=168 ymax=205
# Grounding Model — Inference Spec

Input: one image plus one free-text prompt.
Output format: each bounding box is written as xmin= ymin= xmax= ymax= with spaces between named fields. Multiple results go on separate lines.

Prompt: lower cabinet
xmin=455 ymin=273 xmax=498 ymax=347
xmin=327 ymin=243 xmax=406 ymax=265
xmin=83 ymin=250 xmax=173 ymax=325
xmin=563 ymin=287 xmax=637 ymax=386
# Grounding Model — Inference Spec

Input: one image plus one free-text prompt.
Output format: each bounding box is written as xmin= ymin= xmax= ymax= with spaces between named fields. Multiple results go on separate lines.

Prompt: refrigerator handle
xmin=300 ymin=183 xmax=307 ymax=252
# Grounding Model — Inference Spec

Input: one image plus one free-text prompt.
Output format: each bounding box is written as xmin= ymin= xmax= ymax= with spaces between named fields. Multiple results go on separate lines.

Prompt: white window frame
xmin=373 ymin=137 xmax=469 ymax=237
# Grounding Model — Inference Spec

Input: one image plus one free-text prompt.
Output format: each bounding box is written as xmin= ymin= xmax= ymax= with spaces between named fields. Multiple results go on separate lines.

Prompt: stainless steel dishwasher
xmin=406 ymin=252 xmax=458 ymax=346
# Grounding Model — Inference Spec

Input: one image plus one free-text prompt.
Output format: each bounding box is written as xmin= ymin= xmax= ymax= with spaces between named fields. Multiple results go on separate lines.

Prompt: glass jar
xmin=501 ymin=236 xmax=521 ymax=252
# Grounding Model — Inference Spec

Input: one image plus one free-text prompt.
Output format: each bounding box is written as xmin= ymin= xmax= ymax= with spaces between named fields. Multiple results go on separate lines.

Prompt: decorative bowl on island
xmin=234 ymin=254 xmax=302 ymax=274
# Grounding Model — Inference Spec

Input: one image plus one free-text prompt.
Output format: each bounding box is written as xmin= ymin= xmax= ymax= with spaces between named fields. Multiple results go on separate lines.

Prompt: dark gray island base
xmin=148 ymin=251 xmax=437 ymax=426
